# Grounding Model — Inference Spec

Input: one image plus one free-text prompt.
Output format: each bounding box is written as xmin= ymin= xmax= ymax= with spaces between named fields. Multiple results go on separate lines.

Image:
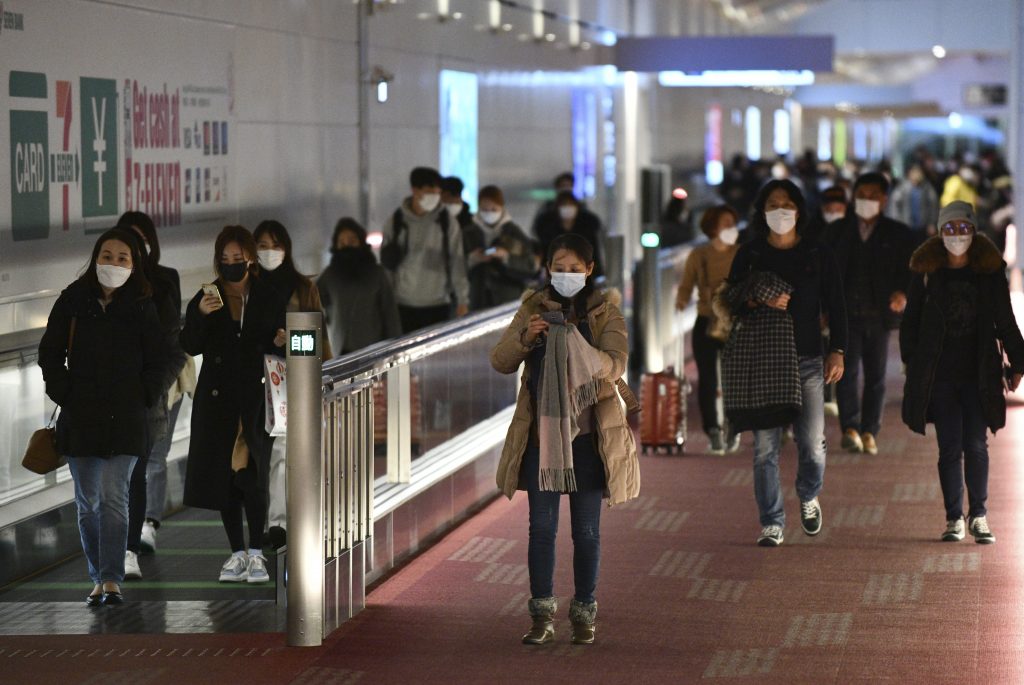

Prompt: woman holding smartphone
xmin=181 ymin=225 xmax=284 ymax=583
xmin=490 ymin=233 xmax=638 ymax=646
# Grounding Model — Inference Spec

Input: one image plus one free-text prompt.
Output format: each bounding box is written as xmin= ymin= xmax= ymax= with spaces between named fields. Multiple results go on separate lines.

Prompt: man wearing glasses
xmin=825 ymin=172 xmax=914 ymax=456
xmin=900 ymin=201 xmax=1024 ymax=544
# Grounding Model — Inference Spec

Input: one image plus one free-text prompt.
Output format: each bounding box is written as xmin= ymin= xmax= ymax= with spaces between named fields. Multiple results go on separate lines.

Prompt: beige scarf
xmin=537 ymin=323 xmax=603 ymax=491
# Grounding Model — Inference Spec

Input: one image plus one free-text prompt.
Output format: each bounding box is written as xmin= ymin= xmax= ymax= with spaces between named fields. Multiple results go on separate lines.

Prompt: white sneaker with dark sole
xmin=942 ymin=518 xmax=965 ymax=542
xmin=757 ymin=524 xmax=784 ymax=547
xmin=968 ymin=516 xmax=995 ymax=544
xmin=247 ymin=553 xmax=270 ymax=583
xmin=140 ymin=520 xmax=157 ymax=554
xmin=800 ymin=498 xmax=822 ymax=536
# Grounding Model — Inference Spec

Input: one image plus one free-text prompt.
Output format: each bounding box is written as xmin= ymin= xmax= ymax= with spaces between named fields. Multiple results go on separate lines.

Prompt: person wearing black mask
xmin=318 ymin=217 xmax=402 ymax=355
xmin=180 ymin=225 xmax=282 ymax=583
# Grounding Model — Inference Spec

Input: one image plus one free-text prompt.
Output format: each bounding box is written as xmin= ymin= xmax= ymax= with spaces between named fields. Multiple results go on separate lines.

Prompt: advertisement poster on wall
xmin=0 ymin=1 xmax=235 ymax=281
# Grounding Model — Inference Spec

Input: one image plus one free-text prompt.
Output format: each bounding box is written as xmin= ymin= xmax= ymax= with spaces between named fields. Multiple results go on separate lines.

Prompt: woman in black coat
xmin=38 ymin=227 xmax=166 ymax=606
xmin=900 ymin=201 xmax=1024 ymax=545
xmin=181 ymin=225 xmax=285 ymax=584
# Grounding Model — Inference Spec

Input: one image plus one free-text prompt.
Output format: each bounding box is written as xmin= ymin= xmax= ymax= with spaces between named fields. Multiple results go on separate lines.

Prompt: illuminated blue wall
xmin=439 ymin=69 xmax=479 ymax=209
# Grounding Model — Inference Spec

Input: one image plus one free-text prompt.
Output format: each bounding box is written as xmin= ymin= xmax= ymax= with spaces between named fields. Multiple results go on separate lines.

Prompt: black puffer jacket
xmin=900 ymin=234 xmax=1024 ymax=434
xmin=38 ymin=279 xmax=166 ymax=458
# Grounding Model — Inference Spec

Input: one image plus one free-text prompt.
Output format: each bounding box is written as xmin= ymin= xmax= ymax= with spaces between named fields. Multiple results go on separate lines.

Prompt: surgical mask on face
xmin=559 ymin=205 xmax=578 ymax=221
xmin=765 ymin=208 xmax=797 ymax=235
xmin=479 ymin=210 xmax=502 ymax=225
xmin=219 ymin=262 xmax=249 ymax=282
xmin=96 ymin=264 xmax=132 ymax=289
xmin=823 ymin=211 xmax=846 ymax=224
xmin=855 ymin=198 xmax=881 ymax=221
xmin=550 ymin=272 xmax=587 ymax=298
xmin=258 ymin=249 xmax=285 ymax=271
xmin=718 ymin=226 xmax=739 ymax=246
xmin=943 ymin=235 xmax=973 ymax=257
xmin=418 ymin=192 xmax=441 ymax=212
xmin=444 ymin=202 xmax=463 ymax=218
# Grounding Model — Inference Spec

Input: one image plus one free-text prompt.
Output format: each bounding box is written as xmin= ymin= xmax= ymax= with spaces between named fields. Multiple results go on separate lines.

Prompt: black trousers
xmin=398 ymin=304 xmax=451 ymax=335
xmin=692 ymin=315 xmax=725 ymax=434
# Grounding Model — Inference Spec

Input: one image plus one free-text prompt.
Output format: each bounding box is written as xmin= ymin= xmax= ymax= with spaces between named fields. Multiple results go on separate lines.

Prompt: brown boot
xmin=569 ymin=599 xmax=597 ymax=645
xmin=522 ymin=597 xmax=556 ymax=645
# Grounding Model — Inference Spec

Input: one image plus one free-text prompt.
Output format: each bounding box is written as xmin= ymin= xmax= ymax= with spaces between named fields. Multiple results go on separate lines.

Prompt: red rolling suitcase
xmin=639 ymin=367 xmax=686 ymax=454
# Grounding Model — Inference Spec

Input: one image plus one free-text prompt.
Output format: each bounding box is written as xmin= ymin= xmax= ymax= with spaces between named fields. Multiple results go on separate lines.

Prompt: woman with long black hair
xmin=39 ymin=227 xmax=166 ymax=606
xmin=490 ymin=233 xmax=638 ymax=646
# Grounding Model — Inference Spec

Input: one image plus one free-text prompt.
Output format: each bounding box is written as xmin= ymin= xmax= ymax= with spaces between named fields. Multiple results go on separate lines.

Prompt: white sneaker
xmin=757 ymin=524 xmax=784 ymax=547
xmin=124 ymin=550 xmax=142 ymax=580
xmin=219 ymin=553 xmax=249 ymax=582
xmin=968 ymin=516 xmax=996 ymax=544
xmin=140 ymin=520 xmax=157 ymax=554
xmin=247 ymin=553 xmax=270 ymax=583
xmin=942 ymin=518 xmax=965 ymax=542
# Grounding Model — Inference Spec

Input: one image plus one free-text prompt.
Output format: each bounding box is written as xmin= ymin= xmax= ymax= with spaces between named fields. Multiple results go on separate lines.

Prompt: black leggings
xmin=220 ymin=468 xmax=266 ymax=552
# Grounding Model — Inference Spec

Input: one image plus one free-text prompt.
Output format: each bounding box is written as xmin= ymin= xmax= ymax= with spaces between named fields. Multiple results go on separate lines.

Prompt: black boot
xmin=569 ymin=599 xmax=597 ymax=645
xmin=522 ymin=597 xmax=557 ymax=645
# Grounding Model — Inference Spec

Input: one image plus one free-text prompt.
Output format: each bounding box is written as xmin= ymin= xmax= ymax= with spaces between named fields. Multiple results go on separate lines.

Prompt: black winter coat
xmin=533 ymin=207 xmax=604 ymax=276
xmin=180 ymin=279 xmax=284 ymax=510
xmin=900 ymin=235 xmax=1024 ymax=435
xmin=38 ymin=279 xmax=166 ymax=459
xmin=825 ymin=214 xmax=914 ymax=329
xmin=145 ymin=263 xmax=187 ymax=446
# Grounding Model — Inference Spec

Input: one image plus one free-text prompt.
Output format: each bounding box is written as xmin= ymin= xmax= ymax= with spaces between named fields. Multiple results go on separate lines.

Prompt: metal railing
xmin=287 ymin=302 xmax=521 ymax=644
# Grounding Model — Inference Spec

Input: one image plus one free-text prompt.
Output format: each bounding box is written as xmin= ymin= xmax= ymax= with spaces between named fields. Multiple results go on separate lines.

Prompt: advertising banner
xmin=0 ymin=1 xmax=236 ymax=264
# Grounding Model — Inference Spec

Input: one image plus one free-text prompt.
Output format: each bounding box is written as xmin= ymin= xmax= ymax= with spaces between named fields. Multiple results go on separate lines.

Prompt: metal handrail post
xmin=286 ymin=312 xmax=324 ymax=647
xmin=641 ymin=245 xmax=663 ymax=373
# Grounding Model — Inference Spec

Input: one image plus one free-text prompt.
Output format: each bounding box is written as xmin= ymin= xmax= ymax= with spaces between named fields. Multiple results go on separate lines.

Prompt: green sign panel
xmin=80 ymin=77 xmax=118 ymax=218
xmin=9 ymin=71 xmax=49 ymax=241
xmin=288 ymin=330 xmax=318 ymax=357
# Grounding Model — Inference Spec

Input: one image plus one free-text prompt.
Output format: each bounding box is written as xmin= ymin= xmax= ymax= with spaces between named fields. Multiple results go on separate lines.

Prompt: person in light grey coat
xmin=380 ymin=166 xmax=471 ymax=333
xmin=889 ymin=165 xmax=939 ymax=240
xmin=318 ymin=218 xmax=402 ymax=356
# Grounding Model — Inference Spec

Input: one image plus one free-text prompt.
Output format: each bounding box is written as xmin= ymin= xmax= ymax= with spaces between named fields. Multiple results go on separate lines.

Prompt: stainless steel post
xmin=357 ymin=0 xmax=371 ymax=227
xmin=286 ymin=311 xmax=324 ymax=647
xmin=641 ymin=245 xmax=663 ymax=373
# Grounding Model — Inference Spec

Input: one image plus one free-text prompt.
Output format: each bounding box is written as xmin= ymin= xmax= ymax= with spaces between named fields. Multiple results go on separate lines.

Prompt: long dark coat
xmin=824 ymin=214 xmax=914 ymax=329
xmin=900 ymin=234 xmax=1024 ymax=434
xmin=180 ymin=279 xmax=284 ymax=510
xmin=38 ymin=279 xmax=166 ymax=458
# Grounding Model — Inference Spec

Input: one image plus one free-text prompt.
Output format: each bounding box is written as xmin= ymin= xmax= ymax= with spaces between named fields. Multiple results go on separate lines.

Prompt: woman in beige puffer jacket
xmin=490 ymin=233 xmax=639 ymax=647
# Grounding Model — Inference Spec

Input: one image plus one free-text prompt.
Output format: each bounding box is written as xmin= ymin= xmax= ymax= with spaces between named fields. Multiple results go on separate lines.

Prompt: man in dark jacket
xmin=824 ymin=172 xmax=913 ymax=455
xmin=532 ymin=191 xmax=604 ymax=276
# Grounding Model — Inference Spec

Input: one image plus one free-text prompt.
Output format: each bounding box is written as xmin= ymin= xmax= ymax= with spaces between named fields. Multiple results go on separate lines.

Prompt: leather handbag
xmin=22 ymin=318 xmax=75 ymax=474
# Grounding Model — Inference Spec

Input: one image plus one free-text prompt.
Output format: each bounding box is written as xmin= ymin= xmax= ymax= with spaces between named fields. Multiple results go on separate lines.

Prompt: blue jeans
xmin=525 ymin=437 xmax=603 ymax=604
xmin=67 ymin=454 xmax=139 ymax=585
xmin=146 ymin=399 xmax=182 ymax=523
xmin=837 ymin=317 xmax=890 ymax=436
xmin=752 ymin=357 xmax=827 ymax=527
xmin=929 ymin=381 xmax=989 ymax=520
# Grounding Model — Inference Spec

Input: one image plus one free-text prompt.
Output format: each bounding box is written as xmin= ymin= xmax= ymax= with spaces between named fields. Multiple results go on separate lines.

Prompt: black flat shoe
xmin=86 ymin=594 xmax=102 ymax=607
xmin=101 ymin=591 xmax=123 ymax=606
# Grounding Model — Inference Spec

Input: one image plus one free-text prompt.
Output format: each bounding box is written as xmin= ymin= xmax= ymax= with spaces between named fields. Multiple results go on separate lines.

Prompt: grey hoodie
xmin=382 ymin=198 xmax=470 ymax=308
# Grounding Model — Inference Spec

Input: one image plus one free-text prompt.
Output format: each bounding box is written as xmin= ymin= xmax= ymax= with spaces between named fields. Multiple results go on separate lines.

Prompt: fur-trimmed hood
xmin=909 ymin=233 xmax=1003 ymax=275
xmin=520 ymin=286 xmax=622 ymax=312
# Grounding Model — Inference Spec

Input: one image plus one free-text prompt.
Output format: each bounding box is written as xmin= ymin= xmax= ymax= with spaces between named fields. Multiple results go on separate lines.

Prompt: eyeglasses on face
xmin=940 ymin=221 xmax=975 ymax=236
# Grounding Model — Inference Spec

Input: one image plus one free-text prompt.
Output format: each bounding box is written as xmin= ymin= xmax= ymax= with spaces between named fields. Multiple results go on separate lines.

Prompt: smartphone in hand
xmin=201 ymin=283 xmax=224 ymax=308
xmin=540 ymin=310 xmax=566 ymax=326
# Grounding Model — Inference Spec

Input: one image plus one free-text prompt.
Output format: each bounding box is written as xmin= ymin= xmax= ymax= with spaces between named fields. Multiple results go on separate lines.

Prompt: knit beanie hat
xmin=937 ymin=201 xmax=976 ymax=228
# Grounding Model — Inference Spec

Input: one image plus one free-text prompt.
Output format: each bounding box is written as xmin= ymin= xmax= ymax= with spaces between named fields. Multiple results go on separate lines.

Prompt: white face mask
xmin=855 ymin=198 xmax=881 ymax=221
xmin=444 ymin=202 xmax=463 ymax=217
xmin=718 ymin=226 xmax=739 ymax=246
xmin=96 ymin=264 xmax=132 ymax=289
xmin=823 ymin=210 xmax=846 ymax=224
xmin=559 ymin=205 xmax=578 ymax=221
xmin=766 ymin=208 xmax=797 ymax=235
xmin=943 ymin=235 xmax=972 ymax=257
xmin=479 ymin=210 xmax=502 ymax=226
xmin=258 ymin=249 xmax=285 ymax=271
xmin=418 ymin=192 xmax=441 ymax=212
xmin=550 ymin=272 xmax=587 ymax=298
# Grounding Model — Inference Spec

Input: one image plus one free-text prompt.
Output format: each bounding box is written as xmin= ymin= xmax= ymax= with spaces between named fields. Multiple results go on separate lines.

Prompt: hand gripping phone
xmin=540 ymin=310 xmax=566 ymax=326
xmin=201 ymin=283 xmax=224 ymax=308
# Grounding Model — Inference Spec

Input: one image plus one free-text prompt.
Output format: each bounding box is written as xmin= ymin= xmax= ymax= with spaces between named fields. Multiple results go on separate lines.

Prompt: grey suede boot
xmin=522 ymin=597 xmax=557 ymax=645
xmin=569 ymin=599 xmax=597 ymax=645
